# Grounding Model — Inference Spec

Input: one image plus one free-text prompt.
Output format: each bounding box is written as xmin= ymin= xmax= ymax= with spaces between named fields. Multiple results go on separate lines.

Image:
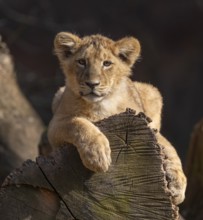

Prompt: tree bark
xmin=0 ymin=37 xmax=44 ymax=183
xmin=0 ymin=110 xmax=179 ymax=219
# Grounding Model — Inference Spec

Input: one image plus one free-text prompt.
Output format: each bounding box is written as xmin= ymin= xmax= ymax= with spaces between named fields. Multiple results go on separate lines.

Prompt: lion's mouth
xmin=80 ymin=91 xmax=106 ymax=102
xmin=80 ymin=91 xmax=104 ymax=97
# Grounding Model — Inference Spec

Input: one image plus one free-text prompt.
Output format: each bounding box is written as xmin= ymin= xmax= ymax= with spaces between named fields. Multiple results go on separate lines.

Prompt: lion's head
xmin=54 ymin=32 xmax=141 ymax=102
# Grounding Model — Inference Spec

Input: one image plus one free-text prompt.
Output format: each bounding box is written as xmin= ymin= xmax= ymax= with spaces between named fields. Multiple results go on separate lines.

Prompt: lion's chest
xmin=84 ymin=96 xmax=142 ymax=122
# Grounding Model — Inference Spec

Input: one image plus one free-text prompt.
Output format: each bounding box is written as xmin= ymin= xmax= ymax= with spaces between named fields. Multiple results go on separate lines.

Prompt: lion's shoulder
xmin=52 ymin=86 xmax=65 ymax=113
xmin=134 ymin=81 xmax=163 ymax=130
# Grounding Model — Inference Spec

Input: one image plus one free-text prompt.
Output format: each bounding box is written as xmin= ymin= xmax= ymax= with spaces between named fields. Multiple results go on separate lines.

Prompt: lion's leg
xmin=156 ymin=133 xmax=187 ymax=205
xmin=48 ymin=116 xmax=111 ymax=172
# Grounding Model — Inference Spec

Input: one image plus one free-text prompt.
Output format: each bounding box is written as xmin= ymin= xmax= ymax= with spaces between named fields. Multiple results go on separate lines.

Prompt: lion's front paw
xmin=77 ymin=133 xmax=111 ymax=172
xmin=165 ymin=163 xmax=187 ymax=205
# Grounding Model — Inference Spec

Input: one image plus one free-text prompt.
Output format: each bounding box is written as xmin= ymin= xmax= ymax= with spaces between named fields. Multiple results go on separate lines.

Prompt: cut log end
xmin=0 ymin=110 xmax=179 ymax=219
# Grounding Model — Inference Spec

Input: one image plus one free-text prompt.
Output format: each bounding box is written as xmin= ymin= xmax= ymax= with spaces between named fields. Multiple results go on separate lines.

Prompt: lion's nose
xmin=85 ymin=81 xmax=100 ymax=89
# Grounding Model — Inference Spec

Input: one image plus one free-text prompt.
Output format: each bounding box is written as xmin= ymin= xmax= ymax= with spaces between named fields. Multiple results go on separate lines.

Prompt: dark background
xmin=0 ymin=0 xmax=203 ymax=161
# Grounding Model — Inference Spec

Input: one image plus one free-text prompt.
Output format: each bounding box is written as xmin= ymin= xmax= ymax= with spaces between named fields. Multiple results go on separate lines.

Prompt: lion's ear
xmin=115 ymin=37 xmax=141 ymax=67
xmin=54 ymin=32 xmax=81 ymax=59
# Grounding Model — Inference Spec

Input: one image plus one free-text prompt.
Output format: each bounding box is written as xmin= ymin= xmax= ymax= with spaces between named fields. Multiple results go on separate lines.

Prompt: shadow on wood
xmin=0 ymin=109 xmax=179 ymax=219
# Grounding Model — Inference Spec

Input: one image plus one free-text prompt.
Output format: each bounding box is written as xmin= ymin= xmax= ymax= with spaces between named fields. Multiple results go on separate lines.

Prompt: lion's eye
xmin=103 ymin=60 xmax=112 ymax=67
xmin=77 ymin=59 xmax=86 ymax=67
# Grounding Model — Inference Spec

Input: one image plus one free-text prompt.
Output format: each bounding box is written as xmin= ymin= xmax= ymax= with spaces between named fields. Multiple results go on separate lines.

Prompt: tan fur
xmin=48 ymin=32 xmax=186 ymax=204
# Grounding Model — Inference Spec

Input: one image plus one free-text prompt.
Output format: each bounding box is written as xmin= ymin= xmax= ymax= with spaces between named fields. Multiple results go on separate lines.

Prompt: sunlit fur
xmin=48 ymin=32 xmax=186 ymax=205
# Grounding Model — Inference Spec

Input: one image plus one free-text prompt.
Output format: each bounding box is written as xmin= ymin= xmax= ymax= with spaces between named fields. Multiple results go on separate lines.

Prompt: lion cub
xmin=48 ymin=32 xmax=186 ymax=204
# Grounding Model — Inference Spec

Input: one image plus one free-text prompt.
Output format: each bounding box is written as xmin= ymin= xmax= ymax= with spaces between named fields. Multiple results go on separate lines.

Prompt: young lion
xmin=48 ymin=32 xmax=186 ymax=205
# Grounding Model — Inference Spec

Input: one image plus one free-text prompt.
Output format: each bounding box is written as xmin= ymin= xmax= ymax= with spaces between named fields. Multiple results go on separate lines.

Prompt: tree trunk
xmin=181 ymin=118 xmax=203 ymax=220
xmin=0 ymin=37 xmax=44 ymax=183
xmin=0 ymin=109 xmax=179 ymax=219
